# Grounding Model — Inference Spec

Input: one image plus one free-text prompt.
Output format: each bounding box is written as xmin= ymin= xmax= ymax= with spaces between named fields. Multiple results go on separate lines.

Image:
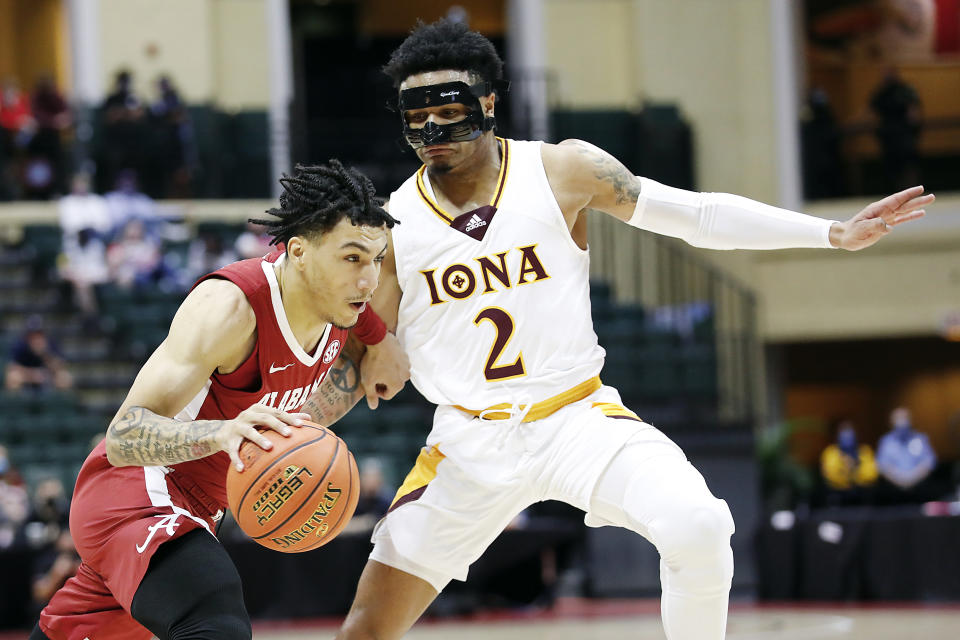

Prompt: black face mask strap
xmin=397 ymin=80 xmax=508 ymax=148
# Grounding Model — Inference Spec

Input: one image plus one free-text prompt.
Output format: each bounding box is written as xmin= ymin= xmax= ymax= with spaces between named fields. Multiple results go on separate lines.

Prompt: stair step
xmin=0 ymin=264 xmax=32 ymax=287
xmin=76 ymin=388 xmax=127 ymax=415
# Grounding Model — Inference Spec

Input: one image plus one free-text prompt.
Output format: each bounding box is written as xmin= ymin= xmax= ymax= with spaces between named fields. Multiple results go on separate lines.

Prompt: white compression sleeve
xmin=628 ymin=176 xmax=837 ymax=250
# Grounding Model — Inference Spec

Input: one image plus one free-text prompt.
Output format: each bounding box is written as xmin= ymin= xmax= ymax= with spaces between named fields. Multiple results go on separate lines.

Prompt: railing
xmin=587 ymin=213 xmax=761 ymax=430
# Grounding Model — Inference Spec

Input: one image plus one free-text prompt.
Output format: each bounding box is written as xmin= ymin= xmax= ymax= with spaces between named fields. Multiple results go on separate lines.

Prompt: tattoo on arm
xmin=301 ymin=353 xmax=364 ymax=426
xmin=570 ymin=141 xmax=642 ymax=205
xmin=106 ymin=406 xmax=224 ymax=467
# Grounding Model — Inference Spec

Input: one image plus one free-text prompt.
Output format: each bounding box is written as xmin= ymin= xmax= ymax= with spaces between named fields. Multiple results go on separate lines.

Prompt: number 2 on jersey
xmin=474 ymin=307 xmax=526 ymax=381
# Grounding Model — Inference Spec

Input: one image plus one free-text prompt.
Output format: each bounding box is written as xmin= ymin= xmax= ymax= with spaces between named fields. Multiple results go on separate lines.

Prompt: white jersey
xmin=390 ymin=138 xmax=605 ymax=410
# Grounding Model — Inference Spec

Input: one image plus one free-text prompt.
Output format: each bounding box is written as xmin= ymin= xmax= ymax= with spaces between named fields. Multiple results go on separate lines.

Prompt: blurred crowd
xmin=818 ymin=407 xmax=942 ymax=507
xmin=761 ymin=405 xmax=958 ymax=514
xmin=0 ymin=444 xmax=79 ymax=618
xmin=801 ymin=67 xmax=924 ymax=199
xmin=0 ymin=69 xmax=195 ymax=202
xmin=56 ymin=172 xmax=272 ymax=322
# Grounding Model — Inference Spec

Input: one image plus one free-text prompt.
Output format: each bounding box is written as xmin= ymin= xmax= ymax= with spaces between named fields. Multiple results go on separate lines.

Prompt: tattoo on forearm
xmin=570 ymin=141 xmax=642 ymax=205
xmin=106 ymin=406 xmax=222 ymax=466
xmin=301 ymin=354 xmax=364 ymax=426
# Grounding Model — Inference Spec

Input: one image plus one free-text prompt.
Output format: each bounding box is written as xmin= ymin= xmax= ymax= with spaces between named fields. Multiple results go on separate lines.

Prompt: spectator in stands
xmin=0 ymin=444 xmax=30 ymax=549
xmin=234 ymin=221 xmax=273 ymax=259
xmin=99 ymin=69 xmax=146 ymax=192
xmin=149 ymin=74 xmax=195 ymax=198
xmin=26 ymin=477 xmax=70 ymax=542
xmin=801 ymin=88 xmax=845 ymax=199
xmin=820 ymin=419 xmax=878 ymax=506
xmin=185 ymin=231 xmax=238 ymax=284
xmin=28 ymin=75 xmax=72 ymax=198
xmin=353 ymin=457 xmax=394 ymax=523
xmin=59 ymin=227 xmax=110 ymax=318
xmin=0 ymin=77 xmax=36 ymax=199
xmin=4 ymin=316 xmax=73 ymax=392
xmin=58 ymin=173 xmax=112 ymax=241
xmin=876 ymin=406 xmax=938 ymax=503
xmin=104 ymin=170 xmax=160 ymax=238
xmin=31 ymin=529 xmax=80 ymax=616
xmin=0 ymin=77 xmax=35 ymax=146
xmin=106 ymin=219 xmax=164 ymax=290
xmin=870 ymin=67 xmax=923 ymax=190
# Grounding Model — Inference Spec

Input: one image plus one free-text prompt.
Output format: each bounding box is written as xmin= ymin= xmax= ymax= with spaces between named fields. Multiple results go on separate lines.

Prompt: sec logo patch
xmin=323 ymin=340 xmax=341 ymax=364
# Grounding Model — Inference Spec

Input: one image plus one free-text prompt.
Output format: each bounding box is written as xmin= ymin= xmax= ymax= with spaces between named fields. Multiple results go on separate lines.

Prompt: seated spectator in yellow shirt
xmin=820 ymin=420 xmax=878 ymax=506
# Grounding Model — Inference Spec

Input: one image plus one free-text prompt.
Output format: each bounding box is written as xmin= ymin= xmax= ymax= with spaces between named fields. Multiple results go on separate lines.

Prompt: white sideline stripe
xmin=143 ymin=466 xmax=212 ymax=534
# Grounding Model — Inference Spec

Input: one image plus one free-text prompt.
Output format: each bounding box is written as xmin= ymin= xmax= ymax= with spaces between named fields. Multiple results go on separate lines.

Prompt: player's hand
xmin=219 ymin=406 xmax=311 ymax=471
xmin=359 ymin=332 xmax=410 ymax=409
xmin=831 ymin=185 xmax=933 ymax=251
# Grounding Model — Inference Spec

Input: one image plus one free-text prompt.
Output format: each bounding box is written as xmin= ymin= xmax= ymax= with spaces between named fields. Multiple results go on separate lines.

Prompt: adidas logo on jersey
xmin=464 ymin=214 xmax=487 ymax=232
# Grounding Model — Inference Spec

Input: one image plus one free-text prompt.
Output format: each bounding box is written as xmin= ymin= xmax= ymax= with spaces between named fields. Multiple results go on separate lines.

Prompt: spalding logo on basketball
xmin=322 ymin=339 xmax=341 ymax=364
xmin=226 ymin=422 xmax=359 ymax=553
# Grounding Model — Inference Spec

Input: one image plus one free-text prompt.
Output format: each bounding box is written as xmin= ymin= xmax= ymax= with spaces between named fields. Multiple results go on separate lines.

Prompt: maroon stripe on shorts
xmin=387 ymin=485 xmax=427 ymax=514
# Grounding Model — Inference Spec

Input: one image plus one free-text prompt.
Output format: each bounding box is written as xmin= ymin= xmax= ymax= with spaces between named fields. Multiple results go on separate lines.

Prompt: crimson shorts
xmin=38 ymin=441 xmax=221 ymax=640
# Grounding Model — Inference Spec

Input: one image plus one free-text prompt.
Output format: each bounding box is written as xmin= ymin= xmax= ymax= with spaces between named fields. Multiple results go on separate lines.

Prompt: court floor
xmin=5 ymin=601 xmax=958 ymax=639
xmin=248 ymin=601 xmax=960 ymax=640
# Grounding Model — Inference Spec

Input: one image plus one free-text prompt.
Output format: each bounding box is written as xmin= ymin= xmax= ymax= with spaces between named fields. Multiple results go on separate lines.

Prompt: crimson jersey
xmin=167 ymin=249 xmax=348 ymax=509
xmin=39 ymin=250 xmax=349 ymax=640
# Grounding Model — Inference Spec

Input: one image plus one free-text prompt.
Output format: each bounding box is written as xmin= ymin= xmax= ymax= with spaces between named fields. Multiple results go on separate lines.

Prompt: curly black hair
xmin=383 ymin=18 xmax=504 ymax=87
xmin=250 ymin=160 xmax=397 ymax=247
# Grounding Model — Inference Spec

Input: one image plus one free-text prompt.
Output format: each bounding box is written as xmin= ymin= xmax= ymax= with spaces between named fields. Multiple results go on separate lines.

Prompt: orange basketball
xmin=226 ymin=420 xmax=359 ymax=553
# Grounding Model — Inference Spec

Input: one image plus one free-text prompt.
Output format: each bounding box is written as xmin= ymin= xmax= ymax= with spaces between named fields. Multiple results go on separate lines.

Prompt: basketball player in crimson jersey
xmin=335 ymin=20 xmax=933 ymax=640
xmin=30 ymin=160 xmax=406 ymax=640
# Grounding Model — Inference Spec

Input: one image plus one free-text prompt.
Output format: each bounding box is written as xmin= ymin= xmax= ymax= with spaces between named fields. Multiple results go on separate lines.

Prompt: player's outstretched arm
xmin=544 ymin=139 xmax=933 ymax=251
xmin=301 ymin=334 xmax=366 ymax=426
xmin=105 ymin=279 xmax=305 ymax=471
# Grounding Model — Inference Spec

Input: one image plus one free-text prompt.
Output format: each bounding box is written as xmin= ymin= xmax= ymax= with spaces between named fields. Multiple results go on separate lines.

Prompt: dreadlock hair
xmin=383 ymin=18 xmax=504 ymax=88
xmin=250 ymin=160 xmax=397 ymax=247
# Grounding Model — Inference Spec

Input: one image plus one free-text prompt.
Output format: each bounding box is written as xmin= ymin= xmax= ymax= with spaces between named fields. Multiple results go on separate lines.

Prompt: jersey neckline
xmin=415 ymin=137 xmax=510 ymax=225
xmin=261 ymin=253 xmax=331 ymax=367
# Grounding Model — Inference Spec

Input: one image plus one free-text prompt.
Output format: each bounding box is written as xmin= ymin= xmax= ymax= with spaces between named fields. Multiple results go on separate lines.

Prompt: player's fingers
xmin=895 ymin=193 xmax=935 ymax=214
xmin=891 ymin=209 xmax=925 ymax=226
xmin=244 ymin=406 xmax=304 ymax=428
xmin=255 ymin=414 xmax=293 ymax=437
xmin=877 ymin=185 xmax=925 ymax=211
xmin=365 ymin=387 xmax=380 ymax=410
xmin=244 ymin=425 xmax=274 ymax=451
xmin=271 ymin=408 xmax=306 ymax=426
xmin=228 ymin=447 xmax=244 ymax=472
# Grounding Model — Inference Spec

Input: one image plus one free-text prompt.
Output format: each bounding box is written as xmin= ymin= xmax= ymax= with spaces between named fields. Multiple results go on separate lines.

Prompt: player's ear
xmin=286 ymin=236 xmax=306 ymax=268
xmin=482 ymin=94 xmax=496 ymax=117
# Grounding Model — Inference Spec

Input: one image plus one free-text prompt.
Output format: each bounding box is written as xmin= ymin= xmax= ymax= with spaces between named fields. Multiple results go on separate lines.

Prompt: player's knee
xmin=162 ymin=574 xmax=251 ymax=640
xmin=655 ymin=498 xmax=734 ymax=563
xmin=168 ymin=612 xmax=251 ymax=640
xmin=337 ymin=617 xmax=385 ymax=640
xmin=166 ymin=590 xmax=251 ymax=640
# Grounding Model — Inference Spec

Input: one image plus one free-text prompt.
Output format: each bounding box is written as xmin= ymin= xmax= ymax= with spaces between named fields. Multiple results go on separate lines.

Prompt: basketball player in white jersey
xmin=336 ymin=19 xmax=933 ymax=640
